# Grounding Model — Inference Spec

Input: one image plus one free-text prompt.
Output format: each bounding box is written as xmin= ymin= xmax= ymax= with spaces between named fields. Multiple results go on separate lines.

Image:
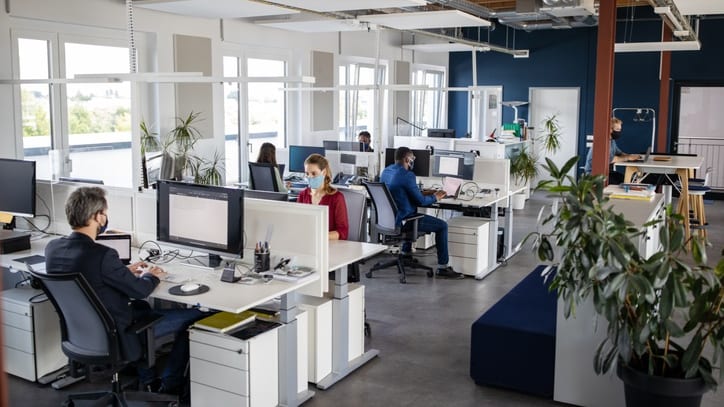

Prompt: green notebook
xmin=194 ymin=310 xmax=256 ymax=333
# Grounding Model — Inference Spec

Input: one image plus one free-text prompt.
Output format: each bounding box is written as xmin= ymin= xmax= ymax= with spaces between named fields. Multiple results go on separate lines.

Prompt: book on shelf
xmin=193 ymin=310 xmax=256 ymax=333
xmin=604 ymin=185 xmax=655 ymax=201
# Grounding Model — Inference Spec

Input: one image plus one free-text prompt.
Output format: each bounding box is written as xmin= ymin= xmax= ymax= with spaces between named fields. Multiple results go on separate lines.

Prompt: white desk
xmin=615 ymin=155 xmax=703 ymax=240
xmin=317 ymin=240 xmax=386 ymax=390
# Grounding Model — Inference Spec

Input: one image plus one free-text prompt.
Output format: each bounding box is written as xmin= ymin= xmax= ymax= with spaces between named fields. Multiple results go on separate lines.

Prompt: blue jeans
xmin=401 ymin=214 xmax=449 ymax=266
xmin=134 ymin=304 xmax=206 ymax=390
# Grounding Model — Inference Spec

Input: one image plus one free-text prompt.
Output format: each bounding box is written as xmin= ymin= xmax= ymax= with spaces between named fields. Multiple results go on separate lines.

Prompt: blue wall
xmin=448 ymin=10 xmax=724 ymax=161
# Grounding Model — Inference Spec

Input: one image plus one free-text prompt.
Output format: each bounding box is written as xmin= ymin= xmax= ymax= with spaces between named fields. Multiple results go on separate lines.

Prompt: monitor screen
xmin=384 ymin=148 xmax=431 ymax=177
xmin=288 ymin=145 xmax=326 ymax=173
xmin=157 ymin=181 xmax=244 ymax=257
xmin=427 ymin=128 xmax=456 ymax=138
xmin=323 ymin=140 xmax=339 ymax=151
xmin=0 ymin=159 xmax=36 ymax=218
xmin=338 ymin=141 xmax=363 ymax=152
xmin=244 ymin=190 xmax=289 ymax=202
xmin=432 ymin=150 xmax=475 ymax=180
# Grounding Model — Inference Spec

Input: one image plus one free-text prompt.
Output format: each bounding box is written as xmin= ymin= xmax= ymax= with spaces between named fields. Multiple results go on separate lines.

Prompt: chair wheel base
xmin=426 ymin=270 xmax=434 ymax=278
xmin=365 ymin=272 xmax=373 ymax=278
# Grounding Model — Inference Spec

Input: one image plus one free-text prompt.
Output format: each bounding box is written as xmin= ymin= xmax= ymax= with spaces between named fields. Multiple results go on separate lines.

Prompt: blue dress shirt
xmin=379 ymin=163 xmax=436 ymax=225
xmin=584 ymin=139 xmax=623 ymax=174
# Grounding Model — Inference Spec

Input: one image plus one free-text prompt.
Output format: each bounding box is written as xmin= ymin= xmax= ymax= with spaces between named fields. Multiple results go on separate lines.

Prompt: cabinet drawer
xmin=450 ymin=256 xmax=483 ymax=277
xmin=448 ymin=232 xmax=480 ymax=245
xmin=190 ymin=357 xmax=248 ymax=396
xmin=2 ymin=311 xmax=32 ymax=331
xmin=449 ymin=241 xmax=484 ymax=258
xmin=190 ymin=340 xmax=248 ymax=371
xmin=1 ymin=300 xmax=31 ymax=317
xmin=191 ymin=382 xmax=248 ymax=407
xmin=3 ymin=325 xmax=34 ymax=353
xmin=190 ymin=329 xmax=249 ymax=354
xmin=3 ymin=346 xmax=36 ymax=381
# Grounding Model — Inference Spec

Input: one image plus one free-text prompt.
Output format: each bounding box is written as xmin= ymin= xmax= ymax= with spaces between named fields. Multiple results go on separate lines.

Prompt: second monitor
xmin=288 ymin=145 xmax=325 ymax=173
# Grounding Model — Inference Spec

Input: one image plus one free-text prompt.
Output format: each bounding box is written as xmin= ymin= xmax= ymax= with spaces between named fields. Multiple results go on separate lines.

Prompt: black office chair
xmin=363 ymin=182 xmax=433 ymax=284
xmin=338 ymin=188 xmax=367 ymax=283
xmin=249 ymin=162 xmax=280 ymax=192
xmin=28 ymin=269 xmax=178 ymax=407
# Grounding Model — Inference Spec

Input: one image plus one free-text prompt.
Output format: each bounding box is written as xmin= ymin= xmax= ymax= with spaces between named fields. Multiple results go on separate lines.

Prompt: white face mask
xmin=307 ymin=174 xmax=324 ymax=189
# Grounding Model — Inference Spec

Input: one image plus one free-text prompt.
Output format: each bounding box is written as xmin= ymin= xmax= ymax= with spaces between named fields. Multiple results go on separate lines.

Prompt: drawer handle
xmin=236 ymin=349 xmax=245 ymax=354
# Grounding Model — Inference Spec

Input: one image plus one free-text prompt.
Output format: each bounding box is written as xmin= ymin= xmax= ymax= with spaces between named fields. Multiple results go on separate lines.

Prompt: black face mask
xmin=611 ymin=130 xmax=622 ymax=140
xmin=98 ymin=215 xmax=109 ymax=235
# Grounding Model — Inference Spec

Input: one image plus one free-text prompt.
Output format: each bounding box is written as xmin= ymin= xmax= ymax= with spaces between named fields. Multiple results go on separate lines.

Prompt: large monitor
xmin=288 ymin=145 xmax=325 ymax=173
xmin=427 ymin=128 xmax=456 ymax=138
xmin=338 ymin=141 xmax=363 ymax=152
xmin=157 ymin=181 xmax=244 ymax=268
xmin=244 ymin=189 xmax=289 ymax=202
xmin=322 ymin=140 xmax=339 ymax=151
xmin=0 ymin=159 xmax=36 ymax=219
xmin=432 ymin=150 xmax=475 ymax=180
xmin=384 ymin=148 xmax=431 ymax=177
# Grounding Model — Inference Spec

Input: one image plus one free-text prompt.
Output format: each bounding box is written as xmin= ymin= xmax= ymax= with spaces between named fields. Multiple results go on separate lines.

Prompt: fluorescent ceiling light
xmin=134 ymin=0 xmax=298 ymax=18
xmin=654 ymin=6 xmax=684 ymax=32
xmin=259 ymin=18 xmax=373 ymax=33
xmin=361 ymin=10 xmax=491 ymax=30
xmin=614 ymin=41 xmax=701 ymax=53
xmin=673 ymin=0 xmax=724 ymax=16
xmin=402 ymin=43 xmax=475 ymax=53
xmin=263 ymin=0 xmax=427 ymax=12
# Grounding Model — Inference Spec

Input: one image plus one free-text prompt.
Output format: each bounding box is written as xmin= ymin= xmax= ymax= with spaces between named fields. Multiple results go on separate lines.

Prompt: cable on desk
xmin=457 ymin=182 xmax=480 ymax=202
xmin=29 ymin=292 xmax=49 ymax=303
xmin=26 ymin=215 xmax=51 ymax=233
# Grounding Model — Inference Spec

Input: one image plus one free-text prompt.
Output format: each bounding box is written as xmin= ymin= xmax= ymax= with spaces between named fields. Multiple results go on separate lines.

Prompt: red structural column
xmin=657 ymin=23 xmax=673 ymax=152
xmin=591 ymin=0 xmax=617 ymax=177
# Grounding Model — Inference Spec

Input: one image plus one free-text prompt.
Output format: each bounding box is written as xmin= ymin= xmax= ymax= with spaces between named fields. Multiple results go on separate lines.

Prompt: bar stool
xmin=687 ymin=168 xmax=712 ymax=239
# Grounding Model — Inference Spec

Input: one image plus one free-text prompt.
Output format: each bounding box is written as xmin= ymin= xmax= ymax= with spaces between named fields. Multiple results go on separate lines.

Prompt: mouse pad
xmin=168 ymin=284 xmax=210 ymax=296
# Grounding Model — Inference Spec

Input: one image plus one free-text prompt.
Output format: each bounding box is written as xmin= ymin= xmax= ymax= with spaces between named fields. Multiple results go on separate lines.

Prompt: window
xmin=247 ymin=58 xmax=286 ymax=153
xmin=339 ymin=62 xmax=386 ymax=140
xmin=64 ymin=43 xmax=131 ymax=187
xmin=18 ymin=38 xmax=53 ymax=180
xmin=412 ymin=68 xmax=445 ymax=130
xmin=223 ymin=56 xmax=241 ymax=184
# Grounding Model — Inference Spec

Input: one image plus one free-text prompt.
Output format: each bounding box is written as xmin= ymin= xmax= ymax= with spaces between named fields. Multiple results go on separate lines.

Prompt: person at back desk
xmin=296 ymin=153 xmax=349 ymax=240
xmin=45 ymin=186 xmax=206 ymax=395
xmin=380 ymin=147 xmax=464 ymax=279
xmin=358 ymin=131 xmax=374 ymax=152
xmin=255 ymin=142 xmax=288 ymax=192
xmin=584 ymin=117 xmax=641 ymax=184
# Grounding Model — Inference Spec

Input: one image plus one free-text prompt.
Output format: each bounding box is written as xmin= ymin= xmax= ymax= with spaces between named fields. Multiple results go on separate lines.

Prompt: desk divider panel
xmin=244 ymin=198 xmax=328 ymax=297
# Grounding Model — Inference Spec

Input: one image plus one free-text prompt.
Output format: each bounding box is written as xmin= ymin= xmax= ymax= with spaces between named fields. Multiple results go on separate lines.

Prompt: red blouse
xmin=296 ymin=188 xmax=349 ymax=240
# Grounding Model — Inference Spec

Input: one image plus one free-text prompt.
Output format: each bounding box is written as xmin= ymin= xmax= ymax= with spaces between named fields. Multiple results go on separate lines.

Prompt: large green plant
xmin=539 ymin=114 xmax=562 ymax=153
xmin=529 ymin=156 xmax=724 ymax=389
xmin=510 ymin=145 xmax=538 ymax=186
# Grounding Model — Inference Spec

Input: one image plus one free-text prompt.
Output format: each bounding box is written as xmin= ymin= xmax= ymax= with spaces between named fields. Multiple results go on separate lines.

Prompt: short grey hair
xmin=65 ymin=187 xmax=107 ymax=229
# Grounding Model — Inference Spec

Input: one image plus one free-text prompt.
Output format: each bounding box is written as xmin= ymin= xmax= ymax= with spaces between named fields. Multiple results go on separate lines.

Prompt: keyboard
xmin=284 ymin=175 xmax=304 ymax=183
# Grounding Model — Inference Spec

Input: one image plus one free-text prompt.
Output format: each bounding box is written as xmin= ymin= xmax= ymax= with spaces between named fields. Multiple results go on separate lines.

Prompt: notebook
xmin=194 ymin=311 xmax=256 ymax=333
xmin=441 ymin=177 xmax=464 ymax=199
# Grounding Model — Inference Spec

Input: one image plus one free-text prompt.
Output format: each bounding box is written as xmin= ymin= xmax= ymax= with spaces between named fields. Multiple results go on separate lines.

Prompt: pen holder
xmin=254 ymin=252 xmax=270 ymax=273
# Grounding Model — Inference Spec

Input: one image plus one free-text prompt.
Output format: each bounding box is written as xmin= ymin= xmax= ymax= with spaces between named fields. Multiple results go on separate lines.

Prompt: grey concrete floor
xmin=7 ymin=192 xmax=724 ymax=406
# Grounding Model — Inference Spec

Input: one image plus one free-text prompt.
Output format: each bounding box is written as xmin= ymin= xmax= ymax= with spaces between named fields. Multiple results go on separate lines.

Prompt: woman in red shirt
xmin=296 ymin=154 xmax=349 ymax=240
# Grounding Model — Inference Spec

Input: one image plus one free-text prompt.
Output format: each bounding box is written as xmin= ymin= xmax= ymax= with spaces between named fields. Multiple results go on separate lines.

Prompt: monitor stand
xmin=181 ymin=253 xmax=224 ymax=270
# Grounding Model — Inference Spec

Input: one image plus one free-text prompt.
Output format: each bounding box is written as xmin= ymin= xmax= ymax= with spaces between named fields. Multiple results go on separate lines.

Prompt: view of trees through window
xmin=339 ymin=62 xmax=385 ymax=140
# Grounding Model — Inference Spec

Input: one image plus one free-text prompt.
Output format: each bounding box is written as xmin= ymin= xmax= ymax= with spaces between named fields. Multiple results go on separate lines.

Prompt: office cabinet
xmin=297 ymin=296 xmax=333 ymax=383
xmin=447 ymin=217 xmax=490 ymax=277
xmin=1 ymin=288 xmax=66 ymax=382
xmin=189 ymin=326 xmax=279 ymax=407
xmin=346 ymin=284 xmax=365 ymax=362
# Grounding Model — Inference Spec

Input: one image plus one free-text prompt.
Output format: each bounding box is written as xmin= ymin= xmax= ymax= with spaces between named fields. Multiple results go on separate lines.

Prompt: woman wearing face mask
xmin=296 ymin=154 xmax=349 ymax=240
xmin=584 ymin=117 xmax=641 ymax=184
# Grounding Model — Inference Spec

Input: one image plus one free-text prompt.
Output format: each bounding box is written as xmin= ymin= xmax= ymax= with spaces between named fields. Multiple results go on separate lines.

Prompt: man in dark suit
xmin=45 ymin=186 xmax=203 ymax=394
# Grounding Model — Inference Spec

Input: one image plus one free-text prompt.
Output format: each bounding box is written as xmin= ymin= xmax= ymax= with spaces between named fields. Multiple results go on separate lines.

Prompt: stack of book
xmin=604 ymin=184 xmax=655 ymax=201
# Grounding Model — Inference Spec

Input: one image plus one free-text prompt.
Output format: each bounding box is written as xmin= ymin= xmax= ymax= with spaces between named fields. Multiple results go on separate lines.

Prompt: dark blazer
xmin=45 ymin=232 xmax=160 ymax=361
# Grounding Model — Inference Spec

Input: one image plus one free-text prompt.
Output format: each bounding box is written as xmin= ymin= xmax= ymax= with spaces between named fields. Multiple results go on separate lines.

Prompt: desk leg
xmin=473 ymin=202 xmax=499 ymax=281
xmin=623 ymin=166 xmax=637 ymax=183
xmin=279 ymin=292 xmax=314 ymax=407
xmin=677 ymin=168 xmax=691 ymax=242
xmin=316 ymin=267 xmax=379 ymax=390
xmin=504 ymin=201 xmax=515 ymax=259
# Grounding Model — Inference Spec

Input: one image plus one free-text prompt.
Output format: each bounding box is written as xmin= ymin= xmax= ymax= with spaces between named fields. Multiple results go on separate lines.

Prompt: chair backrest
xmin=28 ymin=269 xmax=120 ymax=365
xmin=249 ymin=162 xmax=280 ymax=192
xmin=363 ymin=182 xmax=399 ymax=235
xmin=337 ymin=188 xmax=367 ymax=242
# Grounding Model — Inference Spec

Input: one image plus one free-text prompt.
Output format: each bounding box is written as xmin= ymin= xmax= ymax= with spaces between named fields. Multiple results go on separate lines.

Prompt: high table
xmin=615 ymin=155 xmax=703 ymax=240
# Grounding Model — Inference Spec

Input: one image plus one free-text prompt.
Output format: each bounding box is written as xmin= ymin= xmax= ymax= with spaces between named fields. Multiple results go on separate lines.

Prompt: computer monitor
xmin=427 ymin=128 xmax=456 ymax=138
xmin=323 ymin=140 xmax=339 ymax=151
xmin=383 ymin=148 xmax=431 ymax=177
xmin=157 ymin=181 xmax=244 ymax=268
xmin=288 ymin=145 xmax=326 ymax=173
xmin=338 ymin=141 xmax=363 ymax=152
xmin=244 ymin=189 xmax=289 ymax=202
xmin=0 ymin=159 xmax=36 ymax=219
xmin=432 ymin=150 xmax=475 ymax=180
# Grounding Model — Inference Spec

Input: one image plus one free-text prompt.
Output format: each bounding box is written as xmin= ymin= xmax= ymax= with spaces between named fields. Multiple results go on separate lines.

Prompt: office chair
xmin=249 ymin=162 xmax=280 ymax=192
xmin=28 ymin=269 xmax=178 ymax=407
xmin=363 ymin=182 xmax=433 ymax=284
xmin=337 ymin=188 xmax=367 ymax=282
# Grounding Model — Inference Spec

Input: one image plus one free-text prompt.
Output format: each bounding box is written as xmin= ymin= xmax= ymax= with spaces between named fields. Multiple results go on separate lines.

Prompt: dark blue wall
xmin=448 ymin=11 xmax=724 ymax=161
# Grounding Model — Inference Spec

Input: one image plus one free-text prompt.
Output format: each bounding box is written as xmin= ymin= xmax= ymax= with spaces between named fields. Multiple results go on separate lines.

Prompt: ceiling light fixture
xmin=614 ymin=40 xmax=701 ymax=53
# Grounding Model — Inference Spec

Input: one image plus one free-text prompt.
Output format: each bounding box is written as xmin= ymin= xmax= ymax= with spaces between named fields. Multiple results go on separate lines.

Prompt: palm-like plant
xmin=540 ymin=114 xmax=562 ymax=153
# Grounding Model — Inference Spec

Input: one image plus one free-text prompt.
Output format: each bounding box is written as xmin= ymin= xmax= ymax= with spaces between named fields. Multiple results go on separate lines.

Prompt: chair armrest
xmin=400 ymin=214 xmax=424 ymax=225
xmin=127 ymin=312 xmax=163 ymax=335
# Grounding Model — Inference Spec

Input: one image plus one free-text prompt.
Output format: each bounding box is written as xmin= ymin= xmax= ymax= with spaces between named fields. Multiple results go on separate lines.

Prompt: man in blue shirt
xmin=584 ymin=117 xmax=641 ymax=184
xmin=380 ymin=147 xmax=464 ymax=279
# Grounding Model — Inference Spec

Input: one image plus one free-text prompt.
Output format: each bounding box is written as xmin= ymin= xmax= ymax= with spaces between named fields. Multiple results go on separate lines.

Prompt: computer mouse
xmin=180 ymin=283 xmax=201 ymax=293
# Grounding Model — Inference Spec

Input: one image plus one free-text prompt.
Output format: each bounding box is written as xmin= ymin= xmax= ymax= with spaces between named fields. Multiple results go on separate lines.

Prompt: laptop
xmin=629 ymin=147 xmax=651 ymax=163
xmin=96 ymin=233 xmax=132 ymax=265
xmin=441 ymin=177 xmax=464 ymax=199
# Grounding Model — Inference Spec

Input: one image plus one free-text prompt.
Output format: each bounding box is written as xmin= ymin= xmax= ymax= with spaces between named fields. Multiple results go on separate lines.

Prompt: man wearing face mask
xmin=584 ymin=117 xmax=641 ymax=184
xmin=45 ymin=186 xmax=205 ymax=395
xmin=380 ymin=147 xmax=464 ymax=279
xmin=358 ymin=131 xmax=374 ymax=152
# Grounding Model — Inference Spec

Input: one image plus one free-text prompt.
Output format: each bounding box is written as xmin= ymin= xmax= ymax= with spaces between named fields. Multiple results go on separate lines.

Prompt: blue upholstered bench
xmin=470 ymin=265 xmax=557 ymax=398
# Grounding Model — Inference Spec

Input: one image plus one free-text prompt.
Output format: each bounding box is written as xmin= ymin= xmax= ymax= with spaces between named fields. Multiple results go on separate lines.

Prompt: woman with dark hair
xmin=296 ymin=153 xmax=349 ymax=240
xmin=255 ymin=142 xmax=287 ymax=192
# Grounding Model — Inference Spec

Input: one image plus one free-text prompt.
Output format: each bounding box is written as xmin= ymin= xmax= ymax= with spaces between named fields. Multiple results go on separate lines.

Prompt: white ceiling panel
xmin=673 ymin=0 xmax=724 ymax=15
xmin=135 ymin=0 xmax=298 ymax=19
xmin=264 ymin=0 xmax=427 ymax=12
xmin=259 ymin=19 xmax=373 ymax=33
xmin=361 ymin=10 xmax=491 ymax=30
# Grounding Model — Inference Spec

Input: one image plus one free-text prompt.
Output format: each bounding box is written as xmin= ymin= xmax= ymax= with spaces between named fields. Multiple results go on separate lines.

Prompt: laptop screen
xmin=442 ymin=177 xmax=464 ymax=198
xmin=96 ymin=234 xmax=132 ymax=264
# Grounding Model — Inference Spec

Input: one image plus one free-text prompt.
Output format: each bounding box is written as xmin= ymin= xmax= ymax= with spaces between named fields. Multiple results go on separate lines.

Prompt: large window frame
xmin=411 ymin=64 xmax=446 ymax=131
xmin=338 ymin=58 xmax=387 ymax=141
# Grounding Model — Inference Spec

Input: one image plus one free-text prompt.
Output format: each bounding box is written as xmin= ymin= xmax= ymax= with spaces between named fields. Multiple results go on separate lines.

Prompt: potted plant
xmin=189 ymin=150 xmax=225 ymax=186
xmin=160 ymin=111 xmax=203 ymax=181
xmin=509 ymin=145 xmax=538 ymax=209
xmin=529 ymin=156 xmax=724 ymax=407
xmin=139 ymin=119 xmax=162 ymax=188
xmin=539 ymin=114 xmax=562 ymax=153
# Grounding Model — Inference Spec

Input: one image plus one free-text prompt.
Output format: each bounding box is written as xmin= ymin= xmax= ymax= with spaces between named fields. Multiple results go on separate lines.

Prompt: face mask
xmin=611 ymin=130 xmax=622 ymax=140
xmin=98 ymin=214 xmax=109 ymax=235
xmin=407 ymin=159 xmax=415 ymax=171
xmin=307 ymin=174 xmax=324 ymax=189
xmin=363 ymin=143 xmax=370 ymax=150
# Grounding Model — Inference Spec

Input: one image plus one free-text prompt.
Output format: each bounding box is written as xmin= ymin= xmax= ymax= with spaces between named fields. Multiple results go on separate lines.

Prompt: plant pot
xmin=512 ymin=193 xmax=527 ymax=210
xmin=617 ymin=362 xmax=709 ymax=407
